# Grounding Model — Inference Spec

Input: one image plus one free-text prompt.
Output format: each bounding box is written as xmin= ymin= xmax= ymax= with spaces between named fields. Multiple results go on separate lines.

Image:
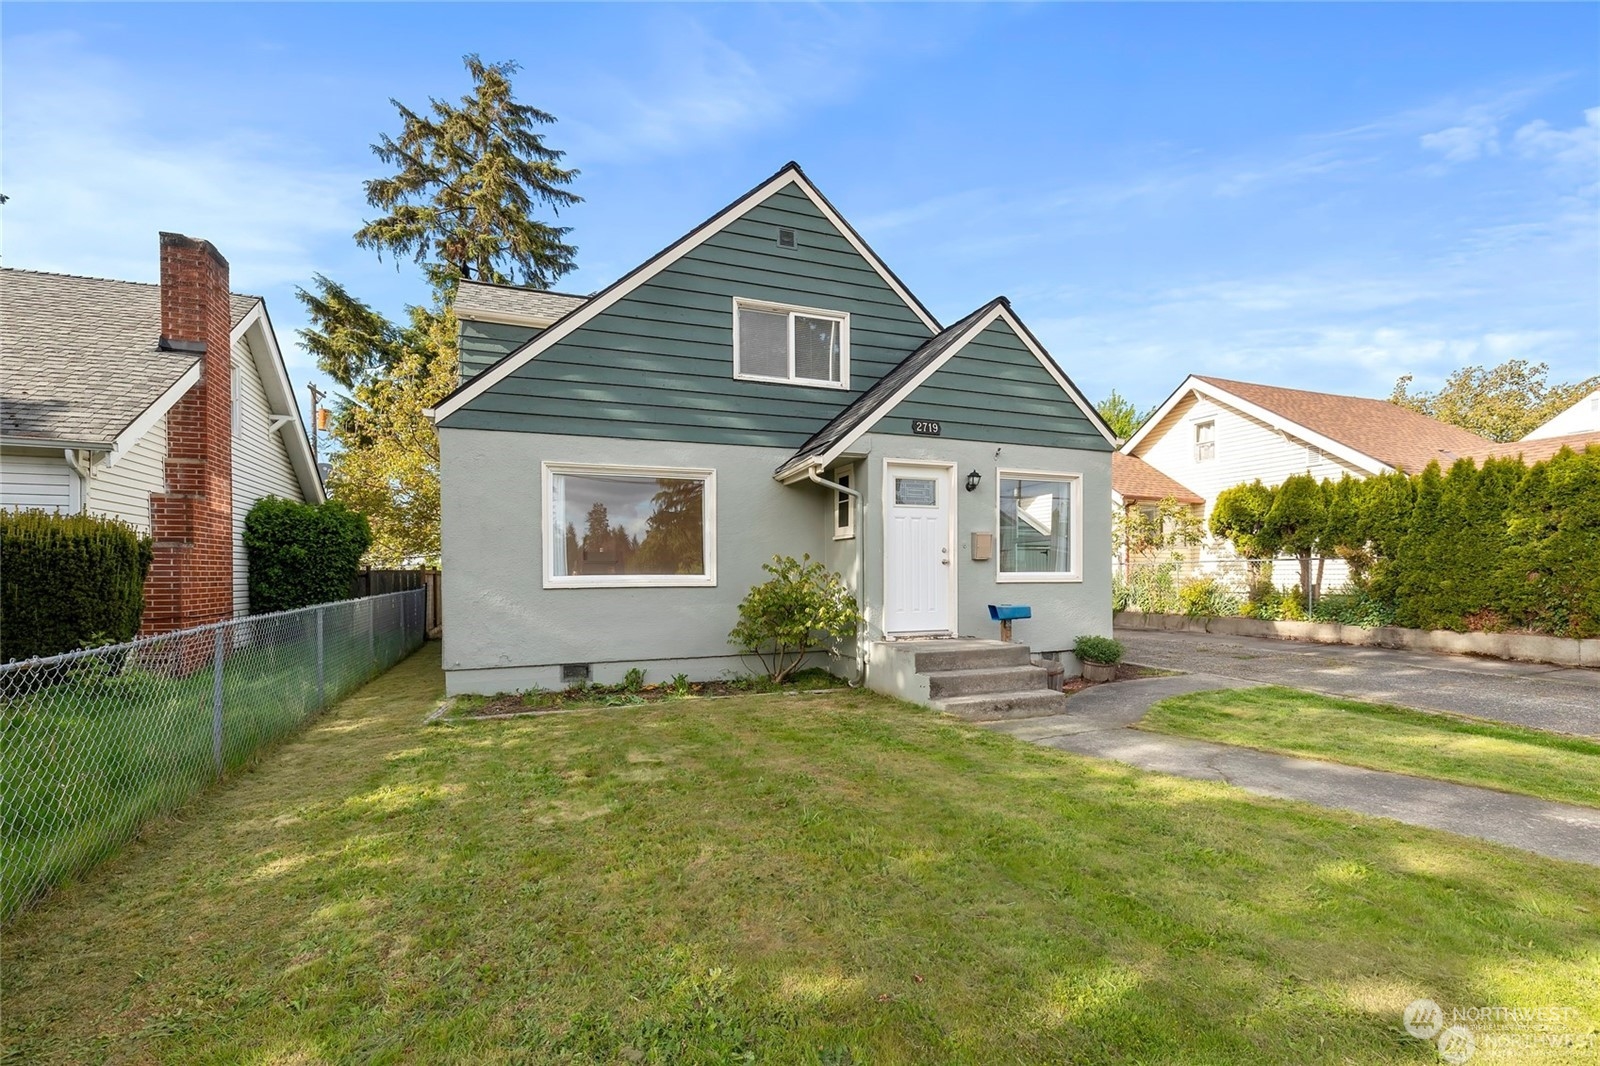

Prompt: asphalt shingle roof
xmin=1194 ymin=375 xmax=1493 ymax=474
xmin=1460 ymin=430 xmax=1600 ymax=466
xmin=452 ymin=280 xmax=589 ymax=324
xmin=0 ymin=269 xmax=258 ymax=446
xmin=775 ymin=299 xmax=1004 ymax=478
xmin=1112 ymin=452 xmax=1204 ymax=504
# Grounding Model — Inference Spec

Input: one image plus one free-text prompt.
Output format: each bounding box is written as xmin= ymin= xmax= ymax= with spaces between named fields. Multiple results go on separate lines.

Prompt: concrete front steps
xmin=866 ymin=639 xmax=1068 ymax=721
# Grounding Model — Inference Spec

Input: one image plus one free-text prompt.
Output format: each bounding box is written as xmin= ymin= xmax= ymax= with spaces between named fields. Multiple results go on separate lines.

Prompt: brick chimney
xmin=142 ymin=233 xmax=234 ymax=635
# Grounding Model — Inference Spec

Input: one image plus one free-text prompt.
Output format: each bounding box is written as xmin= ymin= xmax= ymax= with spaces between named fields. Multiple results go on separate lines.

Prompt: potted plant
xmin=1073 ymin=635 xmax=1124 ymax=683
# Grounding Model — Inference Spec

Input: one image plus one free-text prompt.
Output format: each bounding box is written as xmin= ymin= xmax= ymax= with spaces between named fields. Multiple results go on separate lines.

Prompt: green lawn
xmin=3 ymin=645 xmax=1598 ymax=1064
xmin=1141 ymin=686 xmax=1600 ymax=809
xmin=0 ymin=618 xmax=417 ymax=918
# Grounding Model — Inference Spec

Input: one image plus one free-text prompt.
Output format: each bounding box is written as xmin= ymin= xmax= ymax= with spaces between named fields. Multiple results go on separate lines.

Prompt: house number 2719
xmin=911 ymin=419 xmax=942 ymax=436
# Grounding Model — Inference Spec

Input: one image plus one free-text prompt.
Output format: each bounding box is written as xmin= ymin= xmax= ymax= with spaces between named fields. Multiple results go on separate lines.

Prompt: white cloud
xmin=1512 ymin=106 xmax=1600 ymax=172
xmin=0 ymin=32 xmax=362 ymax=289
xmin=1420 ymin=121 xmax=1500 ymax=163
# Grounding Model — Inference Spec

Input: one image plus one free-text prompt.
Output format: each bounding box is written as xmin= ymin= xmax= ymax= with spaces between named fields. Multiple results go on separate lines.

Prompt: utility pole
xmin=307 ymin=382 xmax=326 ymax=461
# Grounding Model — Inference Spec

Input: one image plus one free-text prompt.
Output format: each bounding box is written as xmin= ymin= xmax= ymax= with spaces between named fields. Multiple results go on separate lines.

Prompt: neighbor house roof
xmin=0 ymin=269 xmax=259 ymax=447
xmin=1460 ymin=431 xmax=1600 ymax=466
xmin=1187 ymin=375 xmax=1492 ymax=473
xmin=452 ymin=280 xmax=589 ymax=326
xmin=1112 ymin=452 xmax=1203 ymax=504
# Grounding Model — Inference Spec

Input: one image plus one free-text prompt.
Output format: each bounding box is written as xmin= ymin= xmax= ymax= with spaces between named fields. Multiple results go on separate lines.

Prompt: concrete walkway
xmin=1118 ymin=629 xmax=1600 ymax=738
xmin=982 ymin=674 xmax=1600 ymax=867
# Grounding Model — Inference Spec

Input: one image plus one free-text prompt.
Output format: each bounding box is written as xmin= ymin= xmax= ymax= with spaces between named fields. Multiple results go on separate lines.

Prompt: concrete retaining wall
xmin=1113 ymin=611 xmax=1600 ymax=669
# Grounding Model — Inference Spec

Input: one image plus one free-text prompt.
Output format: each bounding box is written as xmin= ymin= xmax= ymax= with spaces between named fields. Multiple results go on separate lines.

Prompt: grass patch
xmin=3 ymin=645 xmax=1597 ymax=1063
xmin=1141 ymin=686 xmax=1600 ymax=809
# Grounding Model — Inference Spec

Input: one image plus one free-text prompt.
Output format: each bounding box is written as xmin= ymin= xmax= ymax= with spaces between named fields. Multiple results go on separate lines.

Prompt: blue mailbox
xmin=987 ymin=603 xmax=1031 ymax=642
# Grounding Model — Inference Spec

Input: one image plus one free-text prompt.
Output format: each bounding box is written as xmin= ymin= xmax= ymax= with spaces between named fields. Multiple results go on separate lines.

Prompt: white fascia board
xmin=101 ymin=362 xmax=202 ymax=469
xmin=235 ymin=301 xmax=327 ymax=503
xmin=1120 ymin=376 xmax=1197 ymax=455
xmin=434 ymin=166 xmax=942 ymax=422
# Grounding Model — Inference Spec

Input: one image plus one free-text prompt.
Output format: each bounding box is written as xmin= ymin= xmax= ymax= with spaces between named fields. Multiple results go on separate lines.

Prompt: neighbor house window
xmin=544 ymin=463 xmax=716 ymax=588
xmin=833 ymin=465 xmax=855 ymax=540
xmin=1194 ymin=420 xmax=1216 ymax=462
xmin=998 ymin=471 xmax=1080 ymax=581
xmin=733 ymin=298 xmax=849 ymax=388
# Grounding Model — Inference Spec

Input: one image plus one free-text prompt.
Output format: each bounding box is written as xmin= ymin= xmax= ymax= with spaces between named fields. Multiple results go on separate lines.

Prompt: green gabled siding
xmin=441 ymin=184 xmax=935 ymax=446
xmin=878 ymin=320 xmax=1112 ymax=452
xmin=459 ymin=319 xmax=543 ymax=380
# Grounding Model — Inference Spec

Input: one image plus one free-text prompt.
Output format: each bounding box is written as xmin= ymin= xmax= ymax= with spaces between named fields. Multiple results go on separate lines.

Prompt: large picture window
xmin=544 ymin=464 xmax=716 ymax=587
xmin=733 ymin=298 xmax=849 ymax=388
xmin=997 ymin=471 xmax=1081 ymax=582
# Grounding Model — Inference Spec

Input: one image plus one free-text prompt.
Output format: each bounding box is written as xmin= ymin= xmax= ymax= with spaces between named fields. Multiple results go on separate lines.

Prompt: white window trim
xmin=732 ymin=297 xmax=850 ymax=390
xmin=1193 ymin=418 xmax=1217 ymax=463
xmin=995 ymin=468 xmax=1083 ymax=583
xmin=832 ymin=463 xmax=856 ymax=540
xmin=541 ymin=461 xmax=717 ymax=589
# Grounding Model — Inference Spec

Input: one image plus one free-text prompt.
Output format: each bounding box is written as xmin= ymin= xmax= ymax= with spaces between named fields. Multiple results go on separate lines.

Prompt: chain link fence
xmin=0 ymin=588 xmax=426 ymax=921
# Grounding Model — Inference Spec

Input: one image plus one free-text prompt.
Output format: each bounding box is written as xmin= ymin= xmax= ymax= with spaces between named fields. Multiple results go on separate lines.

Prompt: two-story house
xmin=433 ymin=163 xmax=1117 ymax=701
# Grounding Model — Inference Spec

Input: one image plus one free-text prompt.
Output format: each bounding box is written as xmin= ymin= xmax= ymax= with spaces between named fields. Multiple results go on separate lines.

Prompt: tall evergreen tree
xmin=356 ymin=54 xmax=581 ymax=290
xmin=295 ymin=56 xmax=580 ymax=564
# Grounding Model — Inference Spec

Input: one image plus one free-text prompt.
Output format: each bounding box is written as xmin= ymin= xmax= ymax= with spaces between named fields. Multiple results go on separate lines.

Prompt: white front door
xmin=884 ymin=462 xmax=953 ymax=634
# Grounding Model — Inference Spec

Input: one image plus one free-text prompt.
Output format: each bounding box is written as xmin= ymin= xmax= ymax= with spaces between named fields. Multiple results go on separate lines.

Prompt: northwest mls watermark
xmin=1404 ymin=998 xmax=1595 ymax=1063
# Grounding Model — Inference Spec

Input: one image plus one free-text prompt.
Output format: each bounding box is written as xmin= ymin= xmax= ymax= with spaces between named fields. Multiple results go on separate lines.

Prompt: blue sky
xmin=4 ymin=2 xmax=1596 ymax=427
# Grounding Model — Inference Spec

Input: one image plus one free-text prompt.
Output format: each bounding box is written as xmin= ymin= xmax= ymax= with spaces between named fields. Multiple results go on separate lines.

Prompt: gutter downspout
xmin=803 ymin=465 xmax=869 ymax=687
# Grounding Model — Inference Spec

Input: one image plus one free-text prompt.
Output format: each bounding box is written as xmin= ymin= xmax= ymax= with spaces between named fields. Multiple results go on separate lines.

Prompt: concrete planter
xmin=1111 ymin=611 xmax=1592 ymax=670
xmin=1082 ymin=661 xmax=1118 ymax=683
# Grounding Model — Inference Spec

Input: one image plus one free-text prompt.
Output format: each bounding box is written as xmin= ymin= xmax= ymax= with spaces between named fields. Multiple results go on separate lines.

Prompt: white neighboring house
xmin=1115 ymin=375 xmax=1495 ymax=591
xmin=0 ymin=242 xmax=323 ymax=623
xmin=1524 ymin=387 xmax=1600 ymax=440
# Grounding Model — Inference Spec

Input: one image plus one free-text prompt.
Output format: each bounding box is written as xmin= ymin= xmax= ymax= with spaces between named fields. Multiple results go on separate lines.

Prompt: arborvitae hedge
xmin=243 ymin=497 xmax=371 ymax=614
xmin=1214 ymin=445 xmax=1599 ymax=637
xmin=0 ymin=510 xmax=153 ymax=662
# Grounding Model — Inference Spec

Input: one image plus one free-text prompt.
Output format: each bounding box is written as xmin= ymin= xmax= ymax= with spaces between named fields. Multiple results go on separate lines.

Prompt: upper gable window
xmin=733 ymin=298 xmax=849 ymax=389
xmin=1194 ymin=420 xmax=1216 ymax=462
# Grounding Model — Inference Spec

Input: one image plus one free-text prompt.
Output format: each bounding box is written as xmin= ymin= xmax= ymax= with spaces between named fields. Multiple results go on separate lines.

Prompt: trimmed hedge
xmin=0 ymin=510 xmax=153 ymax=662
xmin=243 ymin=497 xmax=371 ymax=614
xmin=1212 ymin=445 xmax=1600 ymax=638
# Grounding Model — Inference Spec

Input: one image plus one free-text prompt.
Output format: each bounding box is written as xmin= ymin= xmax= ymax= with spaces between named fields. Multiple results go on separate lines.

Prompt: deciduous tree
xmin=1391 ymin=360 xmax=1599 ymax=443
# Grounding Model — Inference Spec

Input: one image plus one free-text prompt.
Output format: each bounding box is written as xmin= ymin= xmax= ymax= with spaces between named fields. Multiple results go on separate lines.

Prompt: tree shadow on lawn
xmin=2 ymin=644 xmax=1596 ymax=1064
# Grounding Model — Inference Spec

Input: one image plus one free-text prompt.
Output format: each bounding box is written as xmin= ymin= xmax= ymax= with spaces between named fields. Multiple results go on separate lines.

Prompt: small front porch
xmin=866 ymin=638 xmax=1067 ymax=721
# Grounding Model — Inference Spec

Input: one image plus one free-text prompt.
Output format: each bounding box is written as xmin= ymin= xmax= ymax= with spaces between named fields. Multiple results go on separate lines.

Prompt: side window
xmin=1194 ymin=420 xmax=1216 ymax=462
xmin=834 ymin=465 xmax=855 ymax=539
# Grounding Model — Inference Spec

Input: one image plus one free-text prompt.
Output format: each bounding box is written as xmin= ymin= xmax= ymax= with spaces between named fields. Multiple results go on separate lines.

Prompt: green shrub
xmin=243 ymin=497 xmax=371 ymax=614
xmin=0 ymin=510 xmax=153 ymax=661
xmin=729 ymin=554 xmax=861 ymax=684
xmin=1309 ymin=587 xmax=1396 ymax=628
xmin=1124 ymin=560 xmax=1182 ymax=614
xmin=1073 ymin=634 xmax=1124 ymax=665
xmin=1111 ymin=575 xmax=1133 ymax=612
xmin=1178 ymin=576 xmax=1242 ymax=617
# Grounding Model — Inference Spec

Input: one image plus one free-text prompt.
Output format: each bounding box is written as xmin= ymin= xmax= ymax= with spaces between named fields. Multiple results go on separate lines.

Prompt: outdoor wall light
xmin=965 ymin=470 xmax=982 ymax=492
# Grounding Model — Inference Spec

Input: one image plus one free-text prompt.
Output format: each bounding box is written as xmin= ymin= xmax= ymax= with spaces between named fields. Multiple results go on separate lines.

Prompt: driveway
xmin=1117 ymin=629 xmax=1600 ymax=738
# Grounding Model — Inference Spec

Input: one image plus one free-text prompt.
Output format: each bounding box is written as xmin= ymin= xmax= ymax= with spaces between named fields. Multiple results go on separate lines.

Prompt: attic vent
xmin=561 ymin=663 xmax=591 ymax=684
xmin=776 ymin=227 xmax=796 ymax=249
